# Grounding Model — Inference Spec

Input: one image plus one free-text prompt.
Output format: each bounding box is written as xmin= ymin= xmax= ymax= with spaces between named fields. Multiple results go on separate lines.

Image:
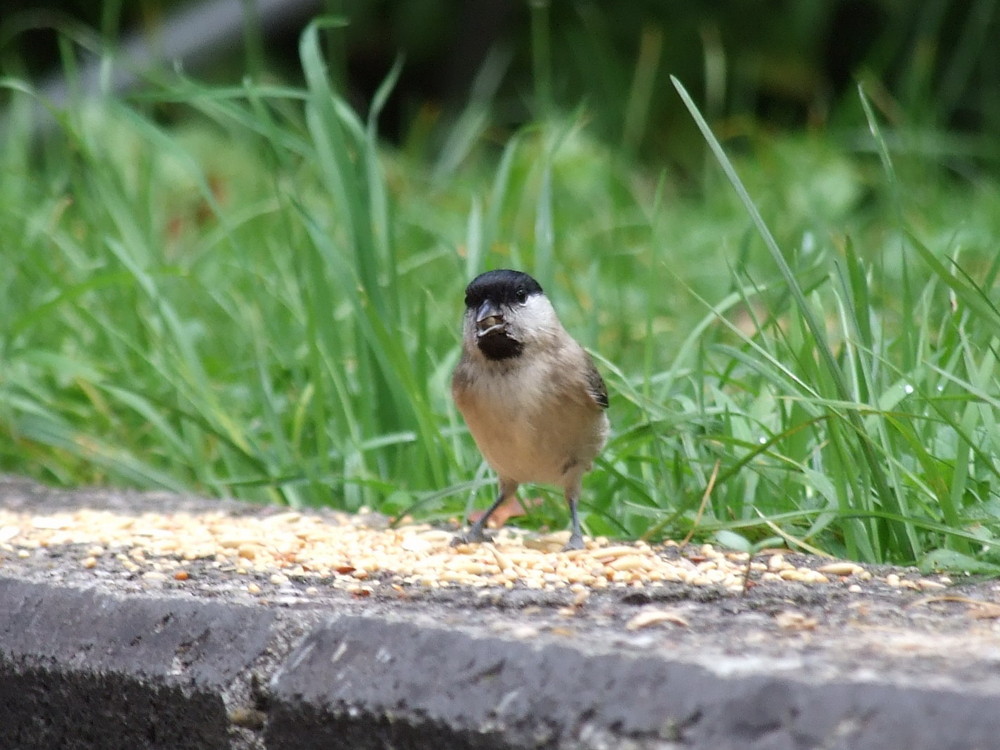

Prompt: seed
xmin=31 ymin=517 xmax=68 ymax=530
xmin=265 ymin=512 xmax=301 ymax=525
xmin=818 ymin=562 xmax=863 ymax=576
xmin=774 ymin=611 xmax=817 ymax=630
xmin=400 ymin=536 xmax=431 ymax=553
xmin=219 ymin=537 xmax=255 ymax=549
xmin=449 ymin=560 xmax=488 ymax=575
xmin=522 ymin=537 xmax=565 ymax=553
xmin=626 ymin=609 xmax=690 ymax=630
xmin=698 ymin=569 xmax=727 ymax=584
xmin=489 ymin=547 xmax=511 ymax=571
xmin=439 ymin=570 xmax=474 ymax=583
xmin=594 ymin=545 xmax=640 ymax=561
xmin=0 ymin=526 xmax=20 ymax=542
xmin=607 ymin=555 xmax=651 ymax=572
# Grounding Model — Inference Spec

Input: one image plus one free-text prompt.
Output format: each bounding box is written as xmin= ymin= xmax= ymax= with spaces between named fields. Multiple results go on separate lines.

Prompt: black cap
xmin=464 ymin=269 xmax=543 ymax=309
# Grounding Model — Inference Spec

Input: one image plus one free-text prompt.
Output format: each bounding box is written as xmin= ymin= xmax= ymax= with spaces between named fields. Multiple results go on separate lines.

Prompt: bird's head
xmin=461 ymin=269 xmax=557 ymax=361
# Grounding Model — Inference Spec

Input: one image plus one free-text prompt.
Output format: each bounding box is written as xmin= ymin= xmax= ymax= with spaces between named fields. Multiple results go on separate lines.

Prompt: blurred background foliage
xmin=4 ymin=0 xmax=999 ymax=166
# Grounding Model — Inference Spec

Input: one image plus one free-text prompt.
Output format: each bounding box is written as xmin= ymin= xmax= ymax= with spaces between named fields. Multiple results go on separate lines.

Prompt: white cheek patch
xmin=517 ymin=295 xmax=558 ymax=332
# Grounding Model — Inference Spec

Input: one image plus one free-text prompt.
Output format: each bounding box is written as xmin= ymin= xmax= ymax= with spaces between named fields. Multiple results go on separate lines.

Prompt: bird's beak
xmin=475 ymin=300 xmax=505 ymax=337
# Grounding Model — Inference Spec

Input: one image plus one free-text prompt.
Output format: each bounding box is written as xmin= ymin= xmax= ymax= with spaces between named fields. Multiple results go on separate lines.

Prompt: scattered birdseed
xmin=0 ymin=507 xmax=875 ymax=593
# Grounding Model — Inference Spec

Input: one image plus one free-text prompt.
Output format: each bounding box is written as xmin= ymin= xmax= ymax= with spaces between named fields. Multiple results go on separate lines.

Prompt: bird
xmin=451 ymin=269 xmax=609 ymax=551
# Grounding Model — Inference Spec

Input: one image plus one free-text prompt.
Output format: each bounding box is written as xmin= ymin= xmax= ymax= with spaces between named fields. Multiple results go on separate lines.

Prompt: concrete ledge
xmin=0 ymin=579 xmax=278 ymax=749
xmin=2 ymin=477 xmax=1000 ymax=749
xmin=268 ymin=615 xmax=1000 ymax=750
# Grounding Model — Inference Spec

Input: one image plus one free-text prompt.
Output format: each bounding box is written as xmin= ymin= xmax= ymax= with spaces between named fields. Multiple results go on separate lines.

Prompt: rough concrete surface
xmin=1 ymin=476 xmax=1000 ymax=749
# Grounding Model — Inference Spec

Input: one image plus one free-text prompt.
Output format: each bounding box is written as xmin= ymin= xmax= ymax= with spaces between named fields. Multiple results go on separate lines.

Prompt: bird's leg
xmin=564 ymin=482 xmax=585 ymax=551
xmin=452 ymin=479 xmax=517 ymax=546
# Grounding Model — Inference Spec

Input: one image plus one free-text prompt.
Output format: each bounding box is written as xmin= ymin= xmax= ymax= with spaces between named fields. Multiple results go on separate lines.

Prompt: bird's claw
xmin=451 ymin=527 xmax=493 ymax=547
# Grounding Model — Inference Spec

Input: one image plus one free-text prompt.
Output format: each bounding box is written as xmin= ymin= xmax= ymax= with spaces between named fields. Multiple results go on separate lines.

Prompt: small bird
xmin=451 ymin=269 xmax=609 ymax=551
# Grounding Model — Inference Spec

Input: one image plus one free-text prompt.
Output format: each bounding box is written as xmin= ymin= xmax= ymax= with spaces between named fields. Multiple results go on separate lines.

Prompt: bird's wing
xmin=584 ymin=355 xmax=609 ymax=410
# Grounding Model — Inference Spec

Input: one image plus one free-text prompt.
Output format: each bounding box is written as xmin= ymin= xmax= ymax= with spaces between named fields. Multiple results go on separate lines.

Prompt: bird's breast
xmin=453 ymin=357 xmax=608 ymax=485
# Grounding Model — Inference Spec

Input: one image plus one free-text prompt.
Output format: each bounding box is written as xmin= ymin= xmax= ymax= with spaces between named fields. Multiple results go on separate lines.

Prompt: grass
xmin=4 ymin=18 xmax=1000 ymax=571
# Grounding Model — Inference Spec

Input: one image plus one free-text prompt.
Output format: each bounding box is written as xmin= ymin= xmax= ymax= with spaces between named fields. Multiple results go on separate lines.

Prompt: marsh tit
xmin=451 ymin=269 xmax=609 ymax=551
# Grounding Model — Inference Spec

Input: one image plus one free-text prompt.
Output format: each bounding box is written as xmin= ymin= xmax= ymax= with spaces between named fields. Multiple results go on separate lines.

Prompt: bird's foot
xmin=450 ymin=526 xmax=493 ymax=547
xmin=562 ymin=532 xmax=585 ymax=552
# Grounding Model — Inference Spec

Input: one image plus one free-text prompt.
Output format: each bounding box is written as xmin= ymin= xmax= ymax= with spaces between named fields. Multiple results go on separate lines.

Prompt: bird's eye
xmin=515 ymin=288 xmax=528 ymax=304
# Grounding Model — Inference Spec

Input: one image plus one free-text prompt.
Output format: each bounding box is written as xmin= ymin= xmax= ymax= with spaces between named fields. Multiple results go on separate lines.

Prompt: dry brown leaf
xmin=469 ymin=496 xmax=542 ymax=529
